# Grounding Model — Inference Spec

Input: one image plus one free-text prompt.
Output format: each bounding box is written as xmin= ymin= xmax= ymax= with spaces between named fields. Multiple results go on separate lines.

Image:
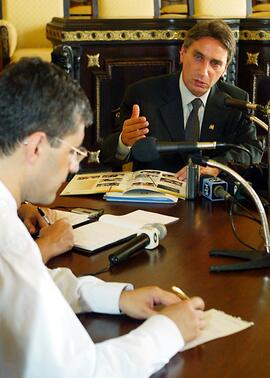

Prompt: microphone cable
xmin=223 ymin=187 xmax=263 ymax=252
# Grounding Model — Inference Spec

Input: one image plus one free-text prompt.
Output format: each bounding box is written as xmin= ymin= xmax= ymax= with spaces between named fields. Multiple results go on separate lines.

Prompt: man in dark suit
xmin=100 ymin=19 xmax=263 ymax=179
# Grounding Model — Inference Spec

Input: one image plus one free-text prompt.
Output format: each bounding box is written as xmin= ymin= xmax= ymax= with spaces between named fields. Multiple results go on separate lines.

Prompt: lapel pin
xmin=209 ymin=124 xmax=215 ymax=130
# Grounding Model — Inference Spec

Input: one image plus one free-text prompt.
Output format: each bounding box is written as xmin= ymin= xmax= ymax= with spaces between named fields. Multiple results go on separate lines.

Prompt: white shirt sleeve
xmin=115 ymin=132 xmax=131 ymax=160
xmin=48 ymin=267 xmax=133 ymax=314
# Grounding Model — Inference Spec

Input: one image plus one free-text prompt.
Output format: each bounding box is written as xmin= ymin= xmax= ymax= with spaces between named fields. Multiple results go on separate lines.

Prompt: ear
xmin=180 ymin=44 xmax=186 ymax=64
xmin=23 ymin=132 xmax=48 ymax=165
xmin=221 ymin=64 xmax=228 ymax=79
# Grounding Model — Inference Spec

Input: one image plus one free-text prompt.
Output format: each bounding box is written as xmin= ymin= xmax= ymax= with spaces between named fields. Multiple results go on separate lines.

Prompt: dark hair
xmin=183 ymin=20 xmax=236 ymax=64
xmin=0 ymin=58 xmax=93 ymax=156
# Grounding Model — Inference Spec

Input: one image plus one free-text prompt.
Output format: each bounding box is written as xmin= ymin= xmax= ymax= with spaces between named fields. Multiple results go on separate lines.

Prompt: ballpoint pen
xmin=171 ymin=285 xmax=190 ymax=300
xmin=37 ymin=207 xmax=51 ymax=225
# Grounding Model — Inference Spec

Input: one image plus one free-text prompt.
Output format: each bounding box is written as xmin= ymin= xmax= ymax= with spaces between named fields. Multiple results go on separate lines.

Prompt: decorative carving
xmin=240 ymin=30 xmax=270 ymax=41
xmin=87 ymin=53 xmax=100 ymax=68
xmin=47 ymin=28 xmax=188 ymax=42
xmin=246 ymin=52 xmax=259 ymax=66
xmin=51 ymin=44 xmax=80 ymax=80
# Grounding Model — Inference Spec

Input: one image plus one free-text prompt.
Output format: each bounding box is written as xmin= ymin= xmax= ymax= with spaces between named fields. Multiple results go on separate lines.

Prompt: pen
xmin=171 ymin=285 xmax=190 ymax=300
xmin=37 ymin=207 xmax=51 ymax=225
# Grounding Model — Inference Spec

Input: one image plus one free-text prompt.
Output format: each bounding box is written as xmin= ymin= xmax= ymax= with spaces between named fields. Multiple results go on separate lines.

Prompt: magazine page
xmin=124 ymin=170 xmax=186 ymax=198
xmin=61 ymin=171 xmax=132 ymax=196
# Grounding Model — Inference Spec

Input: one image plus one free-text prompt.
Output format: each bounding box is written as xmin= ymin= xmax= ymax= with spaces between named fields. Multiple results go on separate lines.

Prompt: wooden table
xmin=48 ymin=194 xmax=270 ymax=378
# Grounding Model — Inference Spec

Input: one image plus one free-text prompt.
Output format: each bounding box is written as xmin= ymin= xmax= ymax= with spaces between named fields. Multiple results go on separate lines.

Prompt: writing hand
xmin=121 ymin=104 xmax=149 ymax=146
xmin=37 ymin=218 xmax=74 ymax=263
xmin=18 ymin=203 xmax=56 ymax=234
xmin=119 ymin=286 xmax=180 ymax=319
xmin=159 ymin=296 xmax=205 ymax=342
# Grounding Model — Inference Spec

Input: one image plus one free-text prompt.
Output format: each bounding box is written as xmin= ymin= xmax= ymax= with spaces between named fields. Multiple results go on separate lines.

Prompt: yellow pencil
xmin=171 ymin=285 xmax=190 ymax=300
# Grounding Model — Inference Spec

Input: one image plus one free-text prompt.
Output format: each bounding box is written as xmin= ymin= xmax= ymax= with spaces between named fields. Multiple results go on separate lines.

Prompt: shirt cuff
xmin=129 ymin=314 xmax=185 ymax=362
xmin=79 ymin=278 xmax=134 ymax=314
xmin=115 ymin=133 xmax=131 ymax=160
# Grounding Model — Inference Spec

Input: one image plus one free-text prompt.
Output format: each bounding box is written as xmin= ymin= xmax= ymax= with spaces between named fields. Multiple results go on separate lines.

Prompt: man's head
xmin=0 ymin=58 xmax=93 ymax=204
xmin=180 ymin=20 xmax=236 ymax=96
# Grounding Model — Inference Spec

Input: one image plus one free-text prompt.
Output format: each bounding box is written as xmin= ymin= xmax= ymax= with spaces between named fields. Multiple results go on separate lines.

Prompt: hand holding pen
xmin=37 ymin=207 xmax=51 ymax=225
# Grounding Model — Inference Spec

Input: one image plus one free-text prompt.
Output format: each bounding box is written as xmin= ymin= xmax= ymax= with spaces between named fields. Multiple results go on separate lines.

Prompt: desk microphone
xmin=132 ymin=137 xmax=228 ymax=162
xmin=214 ymin=92 xmax=266 ymax=112
xmin=108 ymin=223 xmax=167 ymax=266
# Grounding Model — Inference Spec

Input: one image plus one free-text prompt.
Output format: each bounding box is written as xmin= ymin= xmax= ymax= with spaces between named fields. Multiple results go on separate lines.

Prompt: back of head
xmin=0 ymin=58 xmax=93 ymax=156
xmin=183 ymin=20 xmax=236 ymax=65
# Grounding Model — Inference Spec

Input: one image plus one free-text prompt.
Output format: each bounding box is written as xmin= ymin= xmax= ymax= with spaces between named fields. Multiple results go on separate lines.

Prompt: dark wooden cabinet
xmin=47 ymin=16 xmax=269 ymax=149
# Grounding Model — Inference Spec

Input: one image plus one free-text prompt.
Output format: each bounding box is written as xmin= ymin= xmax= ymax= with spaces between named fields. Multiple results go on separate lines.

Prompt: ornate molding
xmin=47 ymin=28 xmax=190 ymax=42
xmin=246 ymin=52 xmax=259 ymax=66
xmin=240 ymin=30 xmax=270 ymax=41
xmin=87 ymin=53 xmax=100 ymax=68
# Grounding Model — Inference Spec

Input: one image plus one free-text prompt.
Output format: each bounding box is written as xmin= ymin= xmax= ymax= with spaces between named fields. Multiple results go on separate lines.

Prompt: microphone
xmin=132 ymin=137 xmax=228 ymax=162
xmin=108 ymin=223 xmax=167 ymax=266
xmin=214 ymin=92 xmax=266 ymax=112
xmin=200 ymin=176 xmax=229 ymax=201
xmin=213 ymin=185 xmax=232 ymax=201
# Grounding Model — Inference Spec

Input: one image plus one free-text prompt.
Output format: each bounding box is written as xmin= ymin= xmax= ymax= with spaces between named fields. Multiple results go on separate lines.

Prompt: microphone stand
xmin=248 ymin=115 xmax=268 ymax=132
xmin=248 ymin=109 xmax=270 ymax=203
xmin=249 ymin=106 xmax=270 ymax=203
xmin=266 ymin=106 xmax=270 ymax=203
xmin=192 ymin=155 xmax=270 ymax=272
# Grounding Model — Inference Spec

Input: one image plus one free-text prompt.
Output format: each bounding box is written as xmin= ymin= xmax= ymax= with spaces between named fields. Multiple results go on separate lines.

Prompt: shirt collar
xmin=179 ymin=73 xmax=210 ymax=108
xmin=0 ymin=180 xmax=18 ymax=213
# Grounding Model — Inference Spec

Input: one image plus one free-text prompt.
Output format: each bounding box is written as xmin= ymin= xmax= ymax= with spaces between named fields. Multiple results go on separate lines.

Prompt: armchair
xmin=0 ymin=0 xmax=69 ymax=66
xmin=187 ymin=0 xmax=252 ymax=18
xmin=91 ymin=0 xmax=160 ymax=18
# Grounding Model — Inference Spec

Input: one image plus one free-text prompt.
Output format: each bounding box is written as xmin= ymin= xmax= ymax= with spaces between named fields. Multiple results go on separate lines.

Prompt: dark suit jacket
xmin=100 ymin=72 xmax=263 ymax=172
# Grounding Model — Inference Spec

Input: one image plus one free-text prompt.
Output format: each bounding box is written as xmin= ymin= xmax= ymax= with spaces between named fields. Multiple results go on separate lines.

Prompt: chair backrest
xmin=188 ymin=0 xmax=252 ymax=18
xmin=1 ymin=0 xmax=68 ymax=49
xmin=92 ymin=0 xmax=160 ymax=18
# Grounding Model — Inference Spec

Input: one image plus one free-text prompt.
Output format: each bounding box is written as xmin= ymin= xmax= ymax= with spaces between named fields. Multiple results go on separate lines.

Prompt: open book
xmin=61 ymin=170 xmax=186 ymax=203
xmin=58 ymin=209 xmax=178 ymax=254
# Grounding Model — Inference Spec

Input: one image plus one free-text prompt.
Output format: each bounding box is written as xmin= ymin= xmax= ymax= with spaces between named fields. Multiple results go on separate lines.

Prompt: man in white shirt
xmin=0 ymin=57 xmax=205 ymax=378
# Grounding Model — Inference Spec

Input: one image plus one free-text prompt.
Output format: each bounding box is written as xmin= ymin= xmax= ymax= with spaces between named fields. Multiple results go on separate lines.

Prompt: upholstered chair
xmin=250 ymin=3 xmax=270 ymax=18
xmin=160 ymin=3 xmax=188 ymax=18
xmin=91 ymin=0 xmax=160 ymax=18
xmin=188 ymin=0 xmax=252 ymax=18
xmin=0 ymin=0 xmax=68 ymax=64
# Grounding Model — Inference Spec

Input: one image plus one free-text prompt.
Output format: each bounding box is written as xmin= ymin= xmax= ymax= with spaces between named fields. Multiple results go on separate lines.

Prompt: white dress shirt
xmin=0 ymin=181 xmax=184 ymax=378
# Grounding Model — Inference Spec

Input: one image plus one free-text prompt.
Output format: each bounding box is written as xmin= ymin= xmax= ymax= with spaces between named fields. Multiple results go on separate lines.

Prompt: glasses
xmin=55 ymin=137 xmax=88 ymax=165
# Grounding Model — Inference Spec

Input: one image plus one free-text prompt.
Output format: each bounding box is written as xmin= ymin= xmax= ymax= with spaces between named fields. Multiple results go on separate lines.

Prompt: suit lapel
xmin=201 ymin=84 xmax=226 ymax=141
xmin=158 ymin=73 xmax=186 ymax=141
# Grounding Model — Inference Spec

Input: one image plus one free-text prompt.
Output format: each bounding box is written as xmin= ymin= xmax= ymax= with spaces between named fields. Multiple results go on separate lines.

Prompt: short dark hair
xmin=183 ymin=20 xmax=236 ymax=64
xmin=0 ymin=58 xmax=93 ymax=156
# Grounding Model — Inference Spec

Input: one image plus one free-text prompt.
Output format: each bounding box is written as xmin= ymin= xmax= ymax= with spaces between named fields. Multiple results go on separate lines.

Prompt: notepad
xmin=182 ymin=308 xmax=254 ymax=351
xmin=70 ymin=209 xmax=179 ymax=254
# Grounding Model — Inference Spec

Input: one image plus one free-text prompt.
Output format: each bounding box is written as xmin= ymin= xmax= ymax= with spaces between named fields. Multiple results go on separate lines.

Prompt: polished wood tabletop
xmin=48 ymin=193 xmax=270 ymax=378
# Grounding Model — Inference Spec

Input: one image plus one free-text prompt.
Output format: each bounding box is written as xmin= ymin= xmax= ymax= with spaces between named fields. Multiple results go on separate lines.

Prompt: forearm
xmin=94 ymin=315 xmax=184 ymax=378
xmin=48 ymin=267 xmax=132 ymax=314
